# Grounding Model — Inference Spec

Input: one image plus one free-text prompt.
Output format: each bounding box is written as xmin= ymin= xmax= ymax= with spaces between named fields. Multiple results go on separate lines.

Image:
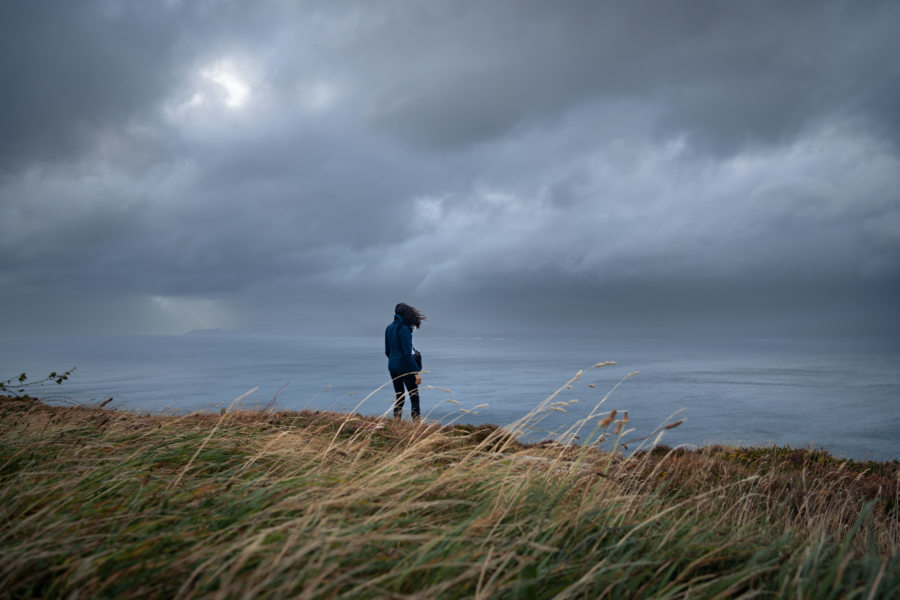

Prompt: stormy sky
xmin=1 ymin=0 xmax=898 ymax=338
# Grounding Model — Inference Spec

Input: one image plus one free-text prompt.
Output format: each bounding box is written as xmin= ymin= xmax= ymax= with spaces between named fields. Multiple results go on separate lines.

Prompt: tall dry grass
xmin=1 ymin=369 xmax=898 ymax=598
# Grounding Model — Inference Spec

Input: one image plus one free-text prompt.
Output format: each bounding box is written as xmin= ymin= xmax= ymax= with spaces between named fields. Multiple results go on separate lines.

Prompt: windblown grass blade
xmin=1 ymin=371 xmax=897 ymax=598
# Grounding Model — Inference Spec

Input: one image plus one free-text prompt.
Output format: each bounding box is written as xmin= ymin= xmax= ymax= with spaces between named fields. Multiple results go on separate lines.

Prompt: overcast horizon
xmin=2 ymin=1 xmax=899 ymax=339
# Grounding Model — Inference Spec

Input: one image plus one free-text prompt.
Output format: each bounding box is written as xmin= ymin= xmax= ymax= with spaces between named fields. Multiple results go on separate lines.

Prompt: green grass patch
xmin=1 ymin=396 xmax=898 ymax=598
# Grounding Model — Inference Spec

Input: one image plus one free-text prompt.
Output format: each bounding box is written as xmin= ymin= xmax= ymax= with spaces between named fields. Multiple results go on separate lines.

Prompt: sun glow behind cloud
xmin=201 ymin=63 xmax=250 ymax=108
xmin=163 ymin=59 xmax=256 ymax=125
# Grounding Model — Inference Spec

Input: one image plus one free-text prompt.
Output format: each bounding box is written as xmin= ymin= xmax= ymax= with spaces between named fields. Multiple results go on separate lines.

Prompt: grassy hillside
xmin=1 ymin=394 xmax=898 ymax=598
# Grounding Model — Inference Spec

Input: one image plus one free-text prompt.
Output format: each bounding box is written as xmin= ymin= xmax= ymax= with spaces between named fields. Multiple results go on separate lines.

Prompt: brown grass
xmin=1 ymin=394 xmax=898 ymax=598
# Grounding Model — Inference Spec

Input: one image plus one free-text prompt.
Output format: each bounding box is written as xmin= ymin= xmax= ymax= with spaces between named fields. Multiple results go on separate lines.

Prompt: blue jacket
xmin=385 ymin=314 xmax=419 ymax=374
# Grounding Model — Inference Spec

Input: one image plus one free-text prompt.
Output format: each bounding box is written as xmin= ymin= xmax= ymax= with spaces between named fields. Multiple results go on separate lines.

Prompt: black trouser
xmin=389 ymin=370 xmax=420 ymax=420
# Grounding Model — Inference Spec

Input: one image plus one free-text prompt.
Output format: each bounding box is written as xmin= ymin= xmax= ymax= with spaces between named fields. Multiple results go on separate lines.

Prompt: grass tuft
xmin=1 ymin=394 xmax=898 ymax=598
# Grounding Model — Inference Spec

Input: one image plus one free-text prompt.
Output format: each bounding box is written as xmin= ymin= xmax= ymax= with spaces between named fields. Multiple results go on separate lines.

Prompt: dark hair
xmin=395 ymin=303 xmax=426 ymax=329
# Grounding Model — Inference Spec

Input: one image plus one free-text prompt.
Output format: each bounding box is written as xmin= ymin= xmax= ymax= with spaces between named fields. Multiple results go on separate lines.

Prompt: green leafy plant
xmin=0 ymin=367 xmax=75 ymax=397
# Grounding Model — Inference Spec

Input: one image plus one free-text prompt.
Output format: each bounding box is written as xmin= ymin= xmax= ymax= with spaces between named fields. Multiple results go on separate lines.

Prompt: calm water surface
xmin=2 ymin=333 xmax=898 ymax=461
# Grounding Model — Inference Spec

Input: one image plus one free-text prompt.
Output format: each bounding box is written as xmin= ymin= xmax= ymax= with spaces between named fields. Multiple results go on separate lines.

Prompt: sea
xmin=2 ymin=333 xmax=898 ymax=462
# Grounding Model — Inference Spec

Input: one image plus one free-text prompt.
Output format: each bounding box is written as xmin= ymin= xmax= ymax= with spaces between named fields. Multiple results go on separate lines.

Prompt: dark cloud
xmin=0 ymin=2 xmax=180 ymax=168
xmin=354 ymin=1 xmax=900 ymax=153
xmin=1 ymin=1 xmax=898 ymax=337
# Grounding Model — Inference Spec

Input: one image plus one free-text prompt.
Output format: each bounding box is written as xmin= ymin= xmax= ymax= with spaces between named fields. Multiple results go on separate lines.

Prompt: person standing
xmin=385 ymin=303 xmax=425 ymax=420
